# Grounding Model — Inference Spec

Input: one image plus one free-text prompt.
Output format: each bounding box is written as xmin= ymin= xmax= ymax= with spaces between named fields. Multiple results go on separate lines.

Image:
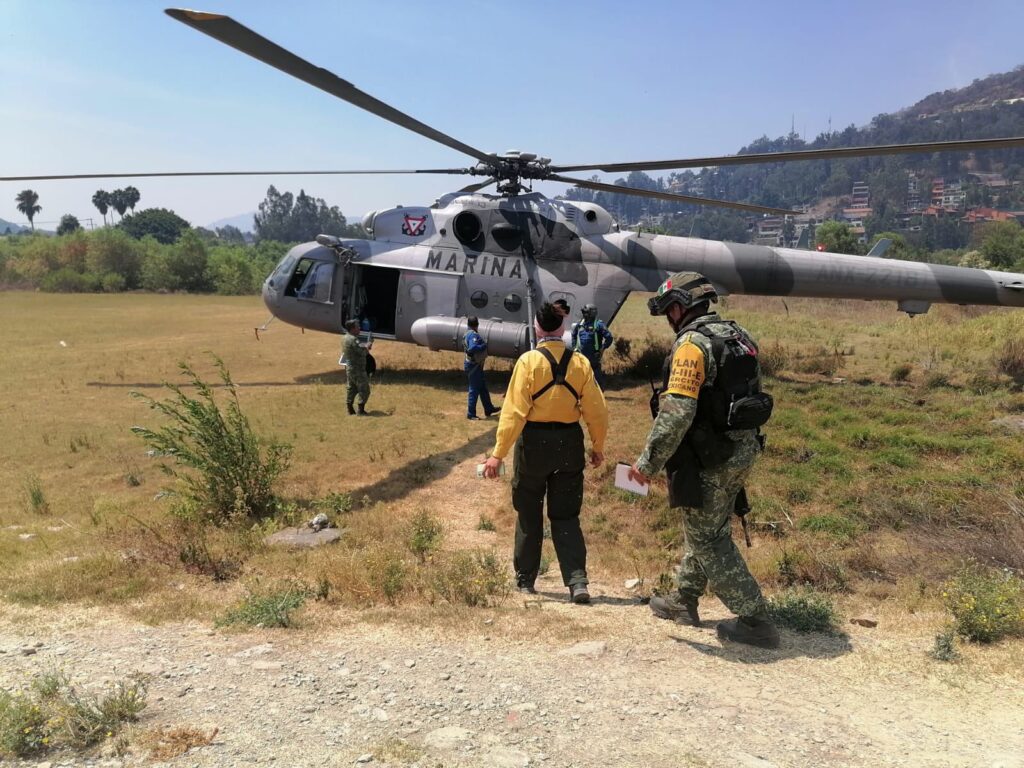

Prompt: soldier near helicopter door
xmin=571 ymin=304 xmax=613 ymax=389
xmin=342 ymin=318 xmax=372 ymax=416
xmin=628 ymin=272 xmax=779 ymax=648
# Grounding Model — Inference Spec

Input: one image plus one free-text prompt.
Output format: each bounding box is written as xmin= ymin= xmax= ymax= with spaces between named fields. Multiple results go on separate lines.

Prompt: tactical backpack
xmin=651 ymin=319 xmax=773 ymax=432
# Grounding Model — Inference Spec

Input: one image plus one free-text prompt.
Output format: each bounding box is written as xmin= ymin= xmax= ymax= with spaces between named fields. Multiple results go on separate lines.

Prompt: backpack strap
xmin=533 ymin=347 xmax=580 ymax=402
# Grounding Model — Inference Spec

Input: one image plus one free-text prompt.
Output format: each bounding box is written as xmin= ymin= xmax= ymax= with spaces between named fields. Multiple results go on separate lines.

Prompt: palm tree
xmin=15 ymin=189 xmax=41 ymax=231
xmin=123 ymin=186 xmax=141 ymax=213
xmin=92 ymin=190 xmax=110 ymax=226
xmin=110 ymin=189 xmax=129 ymax=220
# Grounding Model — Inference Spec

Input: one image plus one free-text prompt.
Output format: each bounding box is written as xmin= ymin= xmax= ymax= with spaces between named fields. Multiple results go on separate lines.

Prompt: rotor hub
xmin=471 ymin=151 xmax=553 ymax=195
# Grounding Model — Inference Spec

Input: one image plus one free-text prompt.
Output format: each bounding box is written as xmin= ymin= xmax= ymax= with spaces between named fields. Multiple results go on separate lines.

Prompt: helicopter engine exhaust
xmin=410 ymin=316 xmax=531 ymax=358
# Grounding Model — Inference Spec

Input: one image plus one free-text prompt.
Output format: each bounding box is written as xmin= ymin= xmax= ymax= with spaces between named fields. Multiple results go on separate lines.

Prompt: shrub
xmin=217 ymin=584 xmax=308 ymax=628
xmin=995 ymin=338 xmax=1024 ymax=389
xmin=0 ymin=689 xmax=48 ymax=756
xmin=615 ymin=335 xmax=672 ymax=381
xmin=924 ymin=372 xmax=952 ymax=389
xmin=890 ymin=363 xmax=913 ymax=382
xmin=942 ymin=565 xmax=1024 ymax=643
xmin=793 ymin=352 xmax=840 ymax=377
xmin=408 ymin=511 xmax=444 ymax=561
xmin=930 ymin=627 xmax=960 ymax=662
xmin=0 ymin=672 xmax=146 ymax=758
xmin=312 ymin=491 xmax=353 ymax=517
xmin=477 ymin=514 xmax=497 ymax=532
xmin=758 ymin=342 xmax=790 ymax=378
xmin=767 ymin=588 xmax=840 ymax=633
xmin=131 ymin=357 xmax=292 ymax=525
xmin=428 ymin=551 xmax=509 ymax=607
xmin=23 ymin=474 xmax=49 ymax=515
xmin=39 ymin=267 xmax=100 ymax=293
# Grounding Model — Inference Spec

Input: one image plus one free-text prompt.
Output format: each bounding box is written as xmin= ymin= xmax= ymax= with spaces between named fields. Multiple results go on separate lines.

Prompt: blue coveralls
xmin=571 ymin=319 xmax=614 ymax=389
xmin=464 ymin=329 xmax=496 ymax=418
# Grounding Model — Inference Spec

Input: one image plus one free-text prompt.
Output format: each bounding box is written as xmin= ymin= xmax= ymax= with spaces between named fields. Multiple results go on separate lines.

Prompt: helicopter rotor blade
xmin=549 ymin=174 xmax=800 ymax=216
xmin=456 ymin=178 xmax=496 ymax=194
xmin=164 ymin=9 xmax=494 ymax=164
xmin=0 ymin=168 xmax=473 ymax=182
xmin=550 ymin=136 xmax=1024 ymax=174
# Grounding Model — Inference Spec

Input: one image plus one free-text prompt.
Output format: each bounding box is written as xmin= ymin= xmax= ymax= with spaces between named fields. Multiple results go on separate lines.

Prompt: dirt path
xmin=3 ymin=453 xmax=1023 ymax=768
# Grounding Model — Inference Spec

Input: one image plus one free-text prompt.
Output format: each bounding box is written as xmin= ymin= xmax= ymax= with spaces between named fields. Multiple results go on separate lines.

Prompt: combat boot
xmin=649 ymin=593 xmax=700 ymax=626
xmin=569 ymin=583 xmax=590 ymax=604
xmin=716 ymin=615 xmax=780 ymax=649
xmin=346 ymin=403 xmax=356 ymax=415
xmin=357 ymin=404 xmax=367 ymax=416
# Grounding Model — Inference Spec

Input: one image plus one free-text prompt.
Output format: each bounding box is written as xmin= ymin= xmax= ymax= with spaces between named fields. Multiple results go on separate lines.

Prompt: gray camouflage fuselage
xmin=262 ymin=191 xmax=1024 ymax=358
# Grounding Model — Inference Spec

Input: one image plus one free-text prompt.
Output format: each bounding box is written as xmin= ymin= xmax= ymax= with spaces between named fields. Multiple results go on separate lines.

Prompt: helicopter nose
xmin=262 ymin=278 xmax=279 ymax=315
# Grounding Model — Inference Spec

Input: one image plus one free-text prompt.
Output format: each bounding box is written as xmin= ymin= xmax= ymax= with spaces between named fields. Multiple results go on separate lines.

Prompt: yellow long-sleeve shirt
xmin=491 ymin=340 xmax=609 ymax=460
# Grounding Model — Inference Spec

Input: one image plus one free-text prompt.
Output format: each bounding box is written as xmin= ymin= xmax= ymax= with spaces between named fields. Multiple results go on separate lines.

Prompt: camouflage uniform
xmin=636 ymin=313 xmax=767 ymax=619
xmin=342 ymin=333 xmax=371 ymax=411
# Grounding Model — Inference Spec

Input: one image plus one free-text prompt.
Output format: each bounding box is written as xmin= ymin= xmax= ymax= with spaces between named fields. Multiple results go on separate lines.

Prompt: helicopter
xmin=7 ymin=8 xmax=1024 ymax=359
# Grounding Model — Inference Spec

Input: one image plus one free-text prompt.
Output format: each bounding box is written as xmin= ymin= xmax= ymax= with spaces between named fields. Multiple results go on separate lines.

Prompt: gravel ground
xmin=2 ymin=594 xmax=1022 ymax=768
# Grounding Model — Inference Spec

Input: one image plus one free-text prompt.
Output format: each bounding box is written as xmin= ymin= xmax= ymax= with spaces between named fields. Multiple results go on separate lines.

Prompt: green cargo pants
xmin=676 ymin=432 xmax=768 ymax=619
xmin=511 ymin=422 xmax=588 ymax=587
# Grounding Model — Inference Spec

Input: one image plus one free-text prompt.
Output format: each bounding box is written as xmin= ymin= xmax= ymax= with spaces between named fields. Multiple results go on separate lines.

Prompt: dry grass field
xmin=1 ymin=290 xmax=1023 ymax=631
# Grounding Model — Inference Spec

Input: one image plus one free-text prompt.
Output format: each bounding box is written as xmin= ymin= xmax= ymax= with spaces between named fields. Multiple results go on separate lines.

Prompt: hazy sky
xmin=3 ymin=0 xmax=1024 ymax=230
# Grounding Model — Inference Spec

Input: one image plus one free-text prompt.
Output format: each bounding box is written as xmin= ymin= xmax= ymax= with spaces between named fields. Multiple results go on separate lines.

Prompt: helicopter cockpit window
xmin=286 ymin=258 xmax=333 ymax=303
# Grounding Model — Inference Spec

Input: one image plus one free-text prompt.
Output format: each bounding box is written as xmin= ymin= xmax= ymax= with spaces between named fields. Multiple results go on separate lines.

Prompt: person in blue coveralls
xmin=464 ymin=316 xmax=500 ymax=420
xmin=571 ymin=303 xmax=613 ymax=389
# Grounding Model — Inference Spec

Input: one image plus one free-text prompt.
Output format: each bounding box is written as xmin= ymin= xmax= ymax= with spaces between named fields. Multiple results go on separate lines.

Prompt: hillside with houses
xmin=566 ymin=66 xmax=1024 ymax=257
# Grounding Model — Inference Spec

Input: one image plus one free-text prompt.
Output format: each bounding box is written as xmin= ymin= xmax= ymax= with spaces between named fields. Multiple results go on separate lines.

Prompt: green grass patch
xmin=797 ymin=513 xmax=862 ymax=542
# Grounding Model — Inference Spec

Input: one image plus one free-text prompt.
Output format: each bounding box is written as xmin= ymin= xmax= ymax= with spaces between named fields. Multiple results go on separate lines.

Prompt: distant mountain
xmin=0 ymin=218 xmax=25 ymax=234
xmin=205 ymin=212 xmax=256 ymax=233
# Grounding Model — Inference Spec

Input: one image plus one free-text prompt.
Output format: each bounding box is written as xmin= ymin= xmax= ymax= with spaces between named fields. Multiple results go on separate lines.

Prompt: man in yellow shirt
xmin=483 ymin=302 xmax=608 ymax=603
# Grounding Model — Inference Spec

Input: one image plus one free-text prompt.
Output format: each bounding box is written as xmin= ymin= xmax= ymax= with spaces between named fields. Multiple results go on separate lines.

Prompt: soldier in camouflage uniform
xmin=629 ymin=272 xmax=779 ymax=648
xmin=342 ymin=318 xmax=372 ymax=416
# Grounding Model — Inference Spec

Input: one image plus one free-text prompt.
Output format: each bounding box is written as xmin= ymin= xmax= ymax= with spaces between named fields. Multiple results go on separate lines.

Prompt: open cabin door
xmin=349 ymin=264 xmax=401 ymax=338
xmin=395 ymin=269 xmax=461 ymax=343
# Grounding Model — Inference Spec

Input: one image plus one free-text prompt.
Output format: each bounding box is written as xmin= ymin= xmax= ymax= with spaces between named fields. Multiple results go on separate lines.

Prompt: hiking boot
xmin=716 ymin=616 xmax=781 ymax=649
xmin=516 ymin=574 xmax=537 ymax=595
xmin=569 ymin=583 xmax=590 ymax=605
xmin=649 ymin=593 xmax=700 ymax=626
xmin=346 ymin=403 xmax=356 ymax=415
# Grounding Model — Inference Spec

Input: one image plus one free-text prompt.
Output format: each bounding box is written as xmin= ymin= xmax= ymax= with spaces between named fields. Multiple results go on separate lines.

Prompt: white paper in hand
xmin=614 ymin=462 xmax=649 ymax=496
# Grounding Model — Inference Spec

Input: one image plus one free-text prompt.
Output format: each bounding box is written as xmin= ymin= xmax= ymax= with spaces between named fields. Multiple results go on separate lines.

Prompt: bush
xmin=767 ymin=588 xmax=840 ymax=633
xmin=890 ymin=363 xmax=913 ymax=382
xmin=428 ymin=551 xmax=510 ymax=607
xmin=942 ymin=565 xmax=1024 ymax=643
xmin=793 ymin=352 xmax=840 ymax=377
xmin=40 ymin=267 xmax=100 ymax=293
xmin=758 ymin=342 xmax=790 ymax=378
xmin=930 ymin=627 xmax=960 ymax=662
xmin=408 ymin=511 xmax=444 ymax=561
xmin=131 ymin=357 xmax=292 ymax=525
xmin=101 ymin=272 xmax=126 ymax=293
xmin=924 ymin=372 xmax=952 ymax=389
xmin=995 ymin=338 xmax=1024 ymax=389
xmin=615 ymin=335 xmax=672 ymax=381
xmin=476 ymin=514 xmax=497 ymax=532
xmin=0 ymin=671 xmax=146 ymax=758
xmin=217 ymin=584 xmax=308 ymax=628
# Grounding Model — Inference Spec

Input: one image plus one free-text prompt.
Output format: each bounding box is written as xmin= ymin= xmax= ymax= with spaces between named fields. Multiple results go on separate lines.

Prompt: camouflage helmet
xmin=581 ymin=303 xmax=597 ymax=321
xmin=647 ymin=272 xmax=718 ymax=316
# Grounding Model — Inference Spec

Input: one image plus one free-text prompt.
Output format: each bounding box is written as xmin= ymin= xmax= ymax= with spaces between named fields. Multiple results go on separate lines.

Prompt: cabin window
xmin=503 ymin=293 xmax=522 ymax=313
xmin=470 ymin=290 xmax=489 ymax=309
xmin=289 ymin=259 xmax=334 ymax=303
xmin=409 ymin=283 xmax=426 ymax=303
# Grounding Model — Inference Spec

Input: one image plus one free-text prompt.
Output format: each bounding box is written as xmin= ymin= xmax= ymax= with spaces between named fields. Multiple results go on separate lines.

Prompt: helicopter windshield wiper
xmin=548 ymin=174 xmax=799 ymax=216
xmin=551 ymin=136 xmax=1024 ymax=174
xmin=165 ymin=9 xmax=494 ymax=165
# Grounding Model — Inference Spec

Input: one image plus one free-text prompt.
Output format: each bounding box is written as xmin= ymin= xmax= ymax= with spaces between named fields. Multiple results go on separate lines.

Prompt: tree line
xmin=2 ymin=185 xmax=365 ymax=294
